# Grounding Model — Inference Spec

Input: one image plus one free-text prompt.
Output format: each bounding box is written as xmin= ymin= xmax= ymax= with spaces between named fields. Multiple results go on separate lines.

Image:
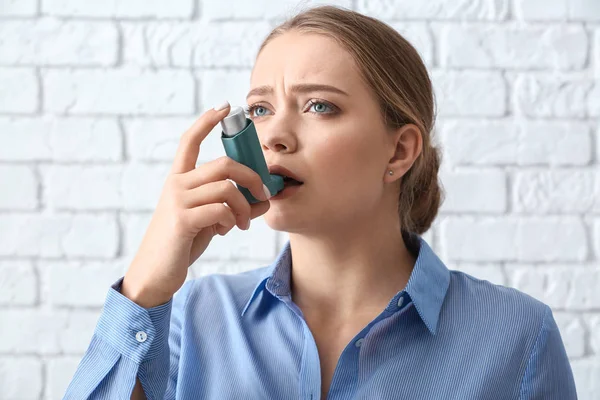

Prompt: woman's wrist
xmin=121 ymin=274 xmax=172 ymax=308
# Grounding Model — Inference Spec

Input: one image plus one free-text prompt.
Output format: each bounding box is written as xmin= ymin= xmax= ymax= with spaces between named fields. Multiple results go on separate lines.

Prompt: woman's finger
xmin=170 ymin=103 xmax=231 ymax=175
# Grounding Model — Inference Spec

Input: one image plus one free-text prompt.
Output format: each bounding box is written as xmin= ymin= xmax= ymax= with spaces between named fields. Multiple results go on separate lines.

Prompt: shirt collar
xmin=241 ymin=232 xmax=450 ymax=335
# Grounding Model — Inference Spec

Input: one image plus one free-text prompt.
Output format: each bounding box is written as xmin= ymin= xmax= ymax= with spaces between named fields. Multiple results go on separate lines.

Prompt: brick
xmin=122 ymin=164 xmax=171 ymax=210
xmin=356 ymin=0 xmax=509 ymax=20
xmin=427 ymin=216 xmax=444 ymax=253
xmin=120 ymin=22 xmax=189 ymax=68
xmin=42 ymin=68 xmax=194 ymax=115
xmin=506 ymin=266 xmax=600 ymax=310
xmin=513 ymin=0 xmax=568 ymax=20
xmin=0 ymin=0 xmax=36 ymax=15
xmin=421 ymin=229 xmax=434 ymax=247
xmin=42 ymin=0 xmax=193 ymax=18
xmin=438 ymin=119 xmax=592 ymax=166
xmin=198 ymin=70 xmax=251 ymax=114
xmin=440 ymin=218 xmax=515 ymax=262
xmin=570 ymin=358 xmax=600 ymax=400
xmin=440 ymin=217 xmax=587 ymax=262
xmin=123 ymin=117 xmax=224 ymax=163
xmin=0 ymin=309 xmax=99 ymax=354
xmin=597 ymin=126 xmax=600 ymax=164
xmin=439 ymin=24 xmax=587 ymax=70
xmin=0 ymin=116 xmax=122 ymax=162
xmin=553 ymin=313 xmax=586 ymax=358
xmin=42 ymin=164 xmax=170 ymax=210
xmin=121 ymin=212 xmax=152 ymax=265
xmin=43 ymin=165 xmax=122 ymax=210
xmin=569 ymin=0 xmax=600 ymax=21
xmin=43 ymin=260 xmax=125 ymax=307
xmin=595 ymin=30 xmax=600 ymax=79
xmin=518 ymin=121 xmax=592 ymax=165
xmin=516 ymin=219 xmax=587 ymax=262
xmin=448 ymin=263 xmax=506 ymax=286
xmin=123 ymin=117 xmax=195 ymax=161
xmin=0 ymin=165 xmax=38 ymax=210
xmin=0 ymin=357 xmax=43 ymax=399
xmin=121 ymin=22 xmax=271 ymax=68
xmin=0 ymin=261 xmax=37 ymax=305
xmin=587 ymin=314 xmax=600 ymax=355
xmin=47 ymin=357 xmax=81 ymax=400
xmin=513 ymin=73 xmax=593 ymax=118
xmin=0 ymin=19 xmax=118 ymax=66
xmin=513 ymin=170 xmax=600 ymax=213
xmin=0 ymin=68 xmax=38 ymax=113
xmin=594 ymin=220 xmax=600 ymax=260
xmin=431 ymin=70 xmax=506 ymax=117
xmin=438 ymin=120 xmax=517 ymax=165
xmin=515 ymin=0 xmax=600 ymax=21
xmin=439 ymin=169 xmax=507 ymax=213
xmin=589 ymin=84 xmax=600 ymax=117
xmin=203 ymin=0 xmax=352 ymax=20
xmin=390 ymin=23 xmax=434 ymax=68
xmin=0 ymin=214 xmax=118 ymax=258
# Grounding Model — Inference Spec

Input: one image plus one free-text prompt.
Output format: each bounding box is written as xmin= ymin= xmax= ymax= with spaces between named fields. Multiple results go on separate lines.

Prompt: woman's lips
xmin=268 ymin=165 xmax=304 ymax=183
xmin=272 ymin=182 xmax=303 ymax=200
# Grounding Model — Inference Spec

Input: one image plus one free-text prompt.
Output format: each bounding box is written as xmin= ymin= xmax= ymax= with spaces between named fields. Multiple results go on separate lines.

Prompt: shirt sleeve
xmin=519 ymin=305 xmax=578 ymax=400
xmin=63 ymin=277 xmax=194 ymax=400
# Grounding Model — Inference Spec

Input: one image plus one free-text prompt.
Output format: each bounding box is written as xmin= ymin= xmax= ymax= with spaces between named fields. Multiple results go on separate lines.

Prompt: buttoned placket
xmin=269 ymin=278 xmax=411 ymax=400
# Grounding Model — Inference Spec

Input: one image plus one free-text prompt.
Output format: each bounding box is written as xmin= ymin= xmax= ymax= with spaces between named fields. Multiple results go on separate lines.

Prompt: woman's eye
xmin=247 ymin=100 xmax=337 ymax=119
xmin=308 ymin=101 xmax=334 ymax=114
xmin=250 ymin=106 xmax=270 ymax=118
xmin=246 ymin=104 xmax=273 ymax=119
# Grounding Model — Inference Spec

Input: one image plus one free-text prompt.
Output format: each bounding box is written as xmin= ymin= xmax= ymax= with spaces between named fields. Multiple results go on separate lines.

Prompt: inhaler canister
xmin=220 ymin=106 xmax=285 ymax=204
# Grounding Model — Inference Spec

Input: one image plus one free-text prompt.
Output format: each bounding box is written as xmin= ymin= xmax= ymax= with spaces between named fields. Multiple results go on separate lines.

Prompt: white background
xmin=0 ymin=0 xmax=599 ymax=398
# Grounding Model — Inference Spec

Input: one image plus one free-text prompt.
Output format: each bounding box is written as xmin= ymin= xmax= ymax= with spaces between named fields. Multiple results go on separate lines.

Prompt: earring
xmin=388 ymin=170 xmax=394 ymax=176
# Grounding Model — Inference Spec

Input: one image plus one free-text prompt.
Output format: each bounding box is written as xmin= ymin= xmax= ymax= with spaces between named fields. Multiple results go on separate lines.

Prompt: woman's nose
xmin=258 ymin=116 xmax=298 ymax=153
xmin=262 ymin=135 xmax=297 ymax=153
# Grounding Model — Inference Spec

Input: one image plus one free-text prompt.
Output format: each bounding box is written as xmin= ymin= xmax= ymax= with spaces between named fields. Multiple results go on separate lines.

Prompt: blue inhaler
xmin=220 ymin=106 xmax=285 ymax=204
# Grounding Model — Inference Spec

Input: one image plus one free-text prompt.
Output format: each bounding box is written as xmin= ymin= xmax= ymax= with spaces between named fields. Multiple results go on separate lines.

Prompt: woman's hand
xmin=121 ymin=103 xmax=272 ymax=308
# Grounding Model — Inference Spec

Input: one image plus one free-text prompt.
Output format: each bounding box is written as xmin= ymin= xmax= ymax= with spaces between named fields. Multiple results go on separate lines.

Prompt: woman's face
xmin=248 ymin=31 xmax=405 ymax=234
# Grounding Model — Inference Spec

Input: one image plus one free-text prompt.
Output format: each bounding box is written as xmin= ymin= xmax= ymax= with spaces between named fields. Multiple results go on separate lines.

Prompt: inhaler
xmin=220 ymin=106 xmax=285 ymax=204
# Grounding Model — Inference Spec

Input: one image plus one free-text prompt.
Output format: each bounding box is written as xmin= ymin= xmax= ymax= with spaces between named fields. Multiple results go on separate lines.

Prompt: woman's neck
xmin=288 ymin=220 xmax=417 ymax=323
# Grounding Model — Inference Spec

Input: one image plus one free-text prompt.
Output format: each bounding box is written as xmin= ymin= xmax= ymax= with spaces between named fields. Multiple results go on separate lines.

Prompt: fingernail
xmin=213 ymin=101 xmax=230 ymax=111
xmin=246 ymin=218 xmax=251 ymax=230
xmin=262 ymin=184 xmax=272 ymax=200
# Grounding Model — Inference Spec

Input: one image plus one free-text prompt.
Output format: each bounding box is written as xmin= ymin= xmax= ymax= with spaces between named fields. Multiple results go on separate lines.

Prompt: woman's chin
xmin=263 ymin=211 xmax=306 ymax=232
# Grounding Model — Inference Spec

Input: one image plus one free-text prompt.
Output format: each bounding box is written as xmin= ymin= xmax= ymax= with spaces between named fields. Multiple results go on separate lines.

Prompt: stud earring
xmin=388 ymin=170 xmax=394 ymax=175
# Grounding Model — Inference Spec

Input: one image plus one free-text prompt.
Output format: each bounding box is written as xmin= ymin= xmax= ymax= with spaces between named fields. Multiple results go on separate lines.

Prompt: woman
xmin=64 ymin=5 xmax=577 ymax=400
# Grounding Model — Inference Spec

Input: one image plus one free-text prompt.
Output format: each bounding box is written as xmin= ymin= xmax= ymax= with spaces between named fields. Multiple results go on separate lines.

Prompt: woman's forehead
xmin=252 ymin=32 xmax=358 ymax=85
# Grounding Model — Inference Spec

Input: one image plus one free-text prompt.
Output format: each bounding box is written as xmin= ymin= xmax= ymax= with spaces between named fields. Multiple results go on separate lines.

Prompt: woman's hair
xmin=256 ymin=5 xmax=445 ymax=235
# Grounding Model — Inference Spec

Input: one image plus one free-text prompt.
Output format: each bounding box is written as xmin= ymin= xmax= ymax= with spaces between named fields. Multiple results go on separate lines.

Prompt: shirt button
xmin=397 ymin=296 xmax=404 ymax=308
xmin=135 ymin=331 xmax=147 ymax=343
xmin=355 ymin=338 xmax=364 ymax=348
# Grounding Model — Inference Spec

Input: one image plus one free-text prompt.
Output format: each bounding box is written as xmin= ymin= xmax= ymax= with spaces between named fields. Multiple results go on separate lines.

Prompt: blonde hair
xmin=257 ymin=5 xmax=445 ymax=235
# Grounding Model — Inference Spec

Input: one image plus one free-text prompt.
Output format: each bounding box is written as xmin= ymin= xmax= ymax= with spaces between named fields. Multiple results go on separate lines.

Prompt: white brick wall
xmin=0 ymin=0 xmax=598 ymax=398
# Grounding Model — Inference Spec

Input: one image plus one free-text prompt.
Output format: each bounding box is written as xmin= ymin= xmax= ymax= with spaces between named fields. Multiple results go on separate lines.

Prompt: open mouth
xmin=282 ymin=176 xmax=304 ymax=187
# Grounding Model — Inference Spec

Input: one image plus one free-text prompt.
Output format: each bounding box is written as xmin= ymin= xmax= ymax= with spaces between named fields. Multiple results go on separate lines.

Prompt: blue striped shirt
xmin=64 ymin=233 xmax=577 ymax=399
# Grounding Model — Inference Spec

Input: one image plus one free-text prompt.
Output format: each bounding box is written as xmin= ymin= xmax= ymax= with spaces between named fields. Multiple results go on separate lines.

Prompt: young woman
xmin=64 ymin=6 xmax=577 ymax=400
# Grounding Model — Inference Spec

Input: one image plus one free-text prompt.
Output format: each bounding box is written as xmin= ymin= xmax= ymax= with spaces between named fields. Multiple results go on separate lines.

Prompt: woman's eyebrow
xmin=246 ymin=83 xmax=349 ymax=100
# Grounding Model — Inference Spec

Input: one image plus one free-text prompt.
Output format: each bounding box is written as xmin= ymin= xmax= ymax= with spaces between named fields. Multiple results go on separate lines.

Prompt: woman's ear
xmin=385 ymin=124 xmax=423 ymax=182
